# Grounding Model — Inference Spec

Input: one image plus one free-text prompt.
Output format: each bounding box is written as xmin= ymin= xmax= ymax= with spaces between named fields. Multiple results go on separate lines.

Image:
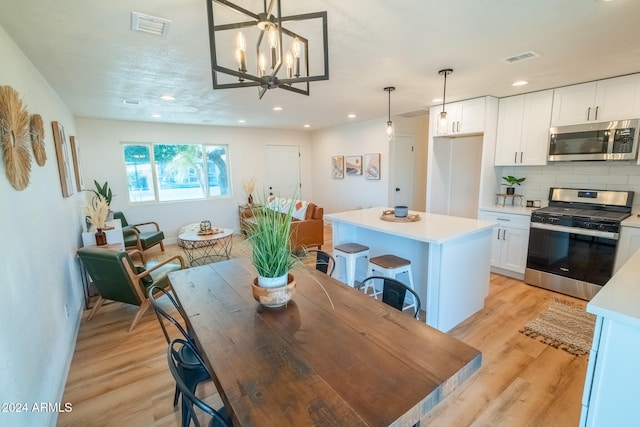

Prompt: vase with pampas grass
xmin=84 ymin=195 xmax=110 ymax=246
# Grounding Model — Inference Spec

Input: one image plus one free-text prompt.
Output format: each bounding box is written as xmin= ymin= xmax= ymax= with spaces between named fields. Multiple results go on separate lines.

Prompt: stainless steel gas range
xmin=524 ymin=187 xmax=634 ymax=300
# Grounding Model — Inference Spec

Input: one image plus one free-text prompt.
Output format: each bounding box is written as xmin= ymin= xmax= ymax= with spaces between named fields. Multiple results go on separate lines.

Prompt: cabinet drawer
xmin=479 ymin=211 xmax=531 ymax=229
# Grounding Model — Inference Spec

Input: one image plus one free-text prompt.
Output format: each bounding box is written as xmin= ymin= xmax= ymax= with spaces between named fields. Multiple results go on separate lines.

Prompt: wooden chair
xmin=359 ymin=276 xmax=422 ymax=319
xmin=168 ymin=339 xmax=232 ymax=427
xmin=113 ymin=211 xmax=165 ymax=263
xmin=77 ymin=246 xmax=185 ymax=331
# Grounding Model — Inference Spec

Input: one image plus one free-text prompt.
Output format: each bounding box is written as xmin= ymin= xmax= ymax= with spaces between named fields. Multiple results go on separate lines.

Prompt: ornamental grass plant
xmin=246 ymin=196 xmax=297 ymax=280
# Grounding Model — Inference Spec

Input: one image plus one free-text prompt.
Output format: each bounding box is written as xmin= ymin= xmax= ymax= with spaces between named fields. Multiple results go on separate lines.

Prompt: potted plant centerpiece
xmin=245 ymin=195 xmax=298 ymax=308
xmin=502 ymin=175 xmax=526 ymax=195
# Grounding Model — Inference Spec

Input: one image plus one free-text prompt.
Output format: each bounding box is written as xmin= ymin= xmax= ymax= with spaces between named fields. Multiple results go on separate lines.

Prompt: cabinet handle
xmin=587 ymin=107 xmax=591 ymax=121
xmin=595 ymin=106 xmax=599 ymax=121
xmin=452 ymin=122 xmax=455 ymax=133
xmin=520 ymin=151 xmax=523 ymax=163
xmin=496 ymin=218 xmax=510 ymax=222
xmin=514 ymin=152 xmax=517 ymax=163
xmin=502 ymin=229 xmax=507 ymax=240
xmin=497 ymin=229 xmax=502 ymax=240
xmin=457 ymin=121 xmax=460 ymax=132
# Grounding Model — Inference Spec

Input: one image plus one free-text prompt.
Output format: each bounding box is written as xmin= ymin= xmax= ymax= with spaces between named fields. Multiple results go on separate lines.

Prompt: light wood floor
xmin=58 ymin=225 xmax=588 ymax=427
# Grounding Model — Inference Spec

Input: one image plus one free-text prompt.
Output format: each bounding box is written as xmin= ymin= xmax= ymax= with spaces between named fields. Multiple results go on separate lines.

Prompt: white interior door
xmin=391 ymin=135 xmax=415 ymax=208
xmin=266 ymin=145 xmax=301 ymax=198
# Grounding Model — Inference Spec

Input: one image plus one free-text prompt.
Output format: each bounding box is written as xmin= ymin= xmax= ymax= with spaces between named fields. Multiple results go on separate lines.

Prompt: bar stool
xmin=365 ymin=254 xmax=416 ymax=311
xmin=333 ymin=243 xmax=370 ymax=287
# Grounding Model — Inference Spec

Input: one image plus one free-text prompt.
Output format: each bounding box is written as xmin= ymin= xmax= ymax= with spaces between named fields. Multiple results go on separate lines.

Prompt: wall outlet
xmin=64 ymin=304 xmax=69 ymax=319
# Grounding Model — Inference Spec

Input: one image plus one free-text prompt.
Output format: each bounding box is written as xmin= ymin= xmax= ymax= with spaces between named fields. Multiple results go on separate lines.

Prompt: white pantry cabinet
xmin=478 ymin=210 xmax=530 ymax=278
xmin=495 ymin=90 xmax=553 ymax=166
xmin=551 ymin=74 xmax=640 ymax=126
xmin=434 ymin=97 xmax=486 ymax=136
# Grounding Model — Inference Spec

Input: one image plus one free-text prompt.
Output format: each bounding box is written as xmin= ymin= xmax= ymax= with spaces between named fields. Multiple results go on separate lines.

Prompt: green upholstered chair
xmin=113 ymin=211 xmax=165 ymax=263
xmin=77 ymin=246 xmax=185 ymax=332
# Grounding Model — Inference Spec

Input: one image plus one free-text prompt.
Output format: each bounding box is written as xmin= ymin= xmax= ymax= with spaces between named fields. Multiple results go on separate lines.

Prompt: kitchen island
xmin=325 ymin=207 xmax=495 ymax=332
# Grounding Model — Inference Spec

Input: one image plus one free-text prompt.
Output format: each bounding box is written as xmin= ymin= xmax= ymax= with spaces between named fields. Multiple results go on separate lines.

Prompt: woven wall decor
xmin=30 ymin=113 xmax=46 ymax=166
xmin=0 ymin=85 xmax=31 ymax=191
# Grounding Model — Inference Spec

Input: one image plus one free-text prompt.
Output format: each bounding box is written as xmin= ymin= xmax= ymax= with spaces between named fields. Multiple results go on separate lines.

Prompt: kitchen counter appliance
xmin=548 ymin=119 xmax=639 ymax=162
xmin=524 ymin=187 xmax=634 ymax=300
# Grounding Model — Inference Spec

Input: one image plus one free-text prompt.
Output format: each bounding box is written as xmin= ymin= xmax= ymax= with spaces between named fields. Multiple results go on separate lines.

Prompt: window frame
xmin=121 ymin=142 xmax=232 ymax=205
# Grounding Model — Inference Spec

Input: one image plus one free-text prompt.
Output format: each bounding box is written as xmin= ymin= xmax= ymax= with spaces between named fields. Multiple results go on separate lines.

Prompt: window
xmin=122 ymin=143 xmax=231 ymax=203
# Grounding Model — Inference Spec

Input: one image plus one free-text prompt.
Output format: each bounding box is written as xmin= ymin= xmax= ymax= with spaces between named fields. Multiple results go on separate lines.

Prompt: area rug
xmin=520 ymin=299 xmax=596 ymax=356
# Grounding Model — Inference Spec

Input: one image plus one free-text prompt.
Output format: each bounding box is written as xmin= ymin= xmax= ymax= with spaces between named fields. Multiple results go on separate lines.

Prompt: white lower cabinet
xmin=478 ymin=210 xmax=530 ymax=278
xmin=613 ymin=225 xmax=640 ymax=274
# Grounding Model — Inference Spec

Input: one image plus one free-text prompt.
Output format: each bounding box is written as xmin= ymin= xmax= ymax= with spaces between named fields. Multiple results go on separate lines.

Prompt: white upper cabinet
xmin=551 ymin=74 xmax=640 ymax=126
xmin=495 ymin=90 xmax=553 ymax=166
xmin=434 ymin=97 xmax=486 ymax=136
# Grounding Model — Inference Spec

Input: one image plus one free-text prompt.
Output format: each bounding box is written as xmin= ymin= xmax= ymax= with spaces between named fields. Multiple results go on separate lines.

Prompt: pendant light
xmin=437 ymin=69 xmax=453 ymax=134
xmin=384 ymin=86 xmax=396 ymax=141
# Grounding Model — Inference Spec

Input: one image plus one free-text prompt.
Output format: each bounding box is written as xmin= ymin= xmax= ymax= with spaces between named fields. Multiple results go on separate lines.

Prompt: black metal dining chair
xmin=148 ymin=285 xmax=211 ymax=427
xmin=359 ymin=276 xmax=422 ymax=319
xmin=306 ymin=249 xmax=336 ymax=276
xmin=168 ymin=339 xmax=232 ymax=427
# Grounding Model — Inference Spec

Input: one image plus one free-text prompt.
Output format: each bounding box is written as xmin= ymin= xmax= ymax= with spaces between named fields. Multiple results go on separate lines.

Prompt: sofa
xmin=241 ymin=197 xmax=324 ymax=250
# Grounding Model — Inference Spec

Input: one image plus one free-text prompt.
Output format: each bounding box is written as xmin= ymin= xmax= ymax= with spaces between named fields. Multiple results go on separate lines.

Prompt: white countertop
xmin=588 ymin=247 xmax=640 ymax=326
xmin=479 ymin=205 xmax=537 ymax=216
xmin=325 ymin=207 xmax=495 ymax=244
xmin=622 ymin=213 xmax=640 ymax=228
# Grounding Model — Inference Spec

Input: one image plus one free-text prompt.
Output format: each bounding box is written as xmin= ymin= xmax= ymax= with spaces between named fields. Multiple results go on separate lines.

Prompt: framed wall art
xmin=331 ymin=155 xmax=344 ymax=179
xmin=52 ymin=121 xmax=74 ymax=197
xmin=364 ymin=153 xmax=381 ymax=180
xmin=69 ymin=136 xmax=84 ymax=192
xmin=345 ymin=155 xmax=362 ymax=176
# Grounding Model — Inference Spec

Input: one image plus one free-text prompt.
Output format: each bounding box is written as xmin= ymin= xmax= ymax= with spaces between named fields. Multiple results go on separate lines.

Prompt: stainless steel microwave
xmin=548 ymin=119 xmax=639 ymax=161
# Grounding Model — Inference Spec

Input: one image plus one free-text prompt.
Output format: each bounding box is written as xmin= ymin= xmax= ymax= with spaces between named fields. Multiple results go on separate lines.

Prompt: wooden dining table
xmin=168 ymin=257 xmax=482 ymax=426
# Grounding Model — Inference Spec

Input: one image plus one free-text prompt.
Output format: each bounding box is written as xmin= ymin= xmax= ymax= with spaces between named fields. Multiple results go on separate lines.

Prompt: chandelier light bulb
xmin=268 ymin=27 xmax=278 ymax=69
xmin=259 ymin=53 xmax=267 ymax=77
xmin=236 ymin=32 xmax=247 ymax=72
xmin=292 ymin=37 xmax=301 ymax=77
xmin=285 ymin=51 xmax=293 ymax=78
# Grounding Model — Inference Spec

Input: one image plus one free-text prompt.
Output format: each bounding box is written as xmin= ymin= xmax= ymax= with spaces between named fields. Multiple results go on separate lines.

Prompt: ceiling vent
xmin=502 ymin=50 xmax=540 ymax=64
xmin=131 ymin=11 xmax=171 ymax=37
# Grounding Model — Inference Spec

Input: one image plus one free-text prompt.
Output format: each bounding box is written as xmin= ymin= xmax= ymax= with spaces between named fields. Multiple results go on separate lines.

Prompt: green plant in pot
xmin=89 ymin=180 xmax=113 ymax=206
xmin=247 ymin=194 xmax=298 ymax=280
xmin=502 ymin=175 xmax=525 ymax=195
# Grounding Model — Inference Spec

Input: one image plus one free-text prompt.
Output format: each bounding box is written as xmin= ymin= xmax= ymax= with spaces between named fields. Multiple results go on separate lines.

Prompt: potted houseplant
xmin=502 ymin=175 xmax=525 ymax=195
xmin=86 ymin=180 xmax=114 ymax=223
xmin=245 ymin=195 xmax=298 ymax=307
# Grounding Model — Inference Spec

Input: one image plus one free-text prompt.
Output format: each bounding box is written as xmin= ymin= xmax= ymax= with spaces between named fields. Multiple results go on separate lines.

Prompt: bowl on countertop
xmin=394 ymin=205 xmax=408 ymax=218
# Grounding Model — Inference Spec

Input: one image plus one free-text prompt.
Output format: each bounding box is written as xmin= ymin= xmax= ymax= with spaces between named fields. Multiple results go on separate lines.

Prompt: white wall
xmin=76 ymin=119 xmax=313 ymax=242
xmin=0 ymin=26 xmax=85 ymax=427
xmin=309 ymin=115 xmax=428 ymax=214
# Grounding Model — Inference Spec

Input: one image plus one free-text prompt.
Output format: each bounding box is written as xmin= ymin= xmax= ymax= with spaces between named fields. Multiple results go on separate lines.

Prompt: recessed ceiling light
xmin=512 ymin=80 xmax=529 ymax=87
xmin=160 ymin=95 xmax=175 ymax=101
xmin=273 ymin=106 xmax=283 ymax=111
xmin=347 ymin=114 xmax=356 ymax=119
xmin=432 ymin=98 xmax=443 ymax=103
xmin=303 ymin=124 xmax=311 ymax=128
xmin=151 ymin=113 xmax=162 ymax=118
xmin=238 ymin=119 xmax=246 ymax=124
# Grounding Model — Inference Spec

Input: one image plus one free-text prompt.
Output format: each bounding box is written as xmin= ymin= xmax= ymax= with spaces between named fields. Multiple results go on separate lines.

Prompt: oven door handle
xmin=530 ymin=222 xmax=619 ymax=240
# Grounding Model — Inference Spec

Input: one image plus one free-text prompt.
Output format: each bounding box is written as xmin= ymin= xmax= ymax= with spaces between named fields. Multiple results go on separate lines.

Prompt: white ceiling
xmin=1 ymin=0 xmax=640 ymax=131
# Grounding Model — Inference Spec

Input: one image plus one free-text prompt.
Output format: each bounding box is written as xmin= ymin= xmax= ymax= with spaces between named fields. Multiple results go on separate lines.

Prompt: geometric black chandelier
xmin=206 ymin=0 xmax=329 ymax=99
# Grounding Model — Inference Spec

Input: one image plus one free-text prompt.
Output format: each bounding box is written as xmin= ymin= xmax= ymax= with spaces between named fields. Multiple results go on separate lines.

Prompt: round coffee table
xmin=178 ymin=227 xmax=234 ymax=266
